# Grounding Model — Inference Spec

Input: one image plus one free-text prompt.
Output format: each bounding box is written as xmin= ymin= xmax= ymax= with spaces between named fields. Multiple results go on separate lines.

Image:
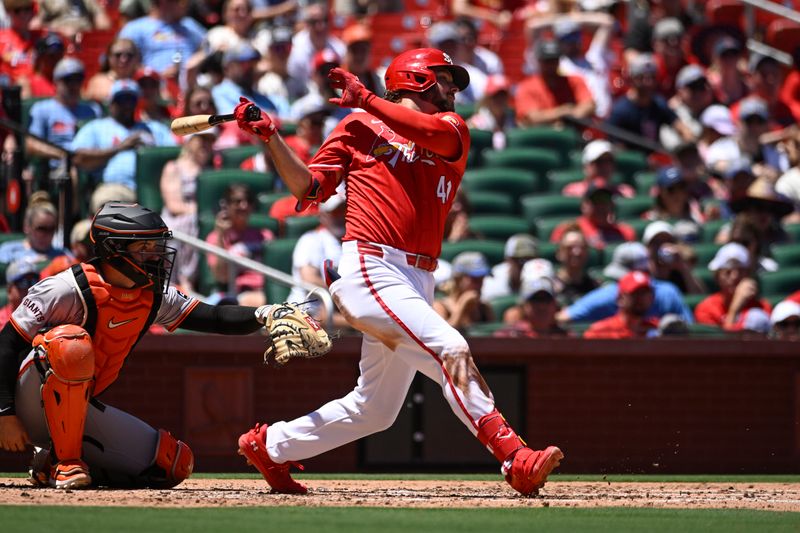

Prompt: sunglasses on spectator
xmin=62 ymin=74 xmax=84 ymax=84
xmin=33 ymin=225 xmax=56 ymax=233
xmin=111 ymin=51 xmax=136 ymax=59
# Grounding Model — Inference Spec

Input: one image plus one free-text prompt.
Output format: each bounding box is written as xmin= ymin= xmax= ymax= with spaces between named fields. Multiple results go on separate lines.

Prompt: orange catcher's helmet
xmin=384 ymin=48 xmax=470 ymax=93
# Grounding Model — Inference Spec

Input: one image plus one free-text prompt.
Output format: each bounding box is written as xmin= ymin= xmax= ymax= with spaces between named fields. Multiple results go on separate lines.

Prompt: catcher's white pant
xmin=266 ymin=241 xmax=496 ymax=462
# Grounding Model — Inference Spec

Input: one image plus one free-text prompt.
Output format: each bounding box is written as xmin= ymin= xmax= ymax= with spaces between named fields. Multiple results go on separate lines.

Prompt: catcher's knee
xmin=34 ymin=325 xmax=95 ymax=382
xmin=146 ymin=429 xmax=194 ymax=488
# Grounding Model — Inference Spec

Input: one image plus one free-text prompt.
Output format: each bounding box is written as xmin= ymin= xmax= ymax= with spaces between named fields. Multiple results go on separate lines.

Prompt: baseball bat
xmin=170 ymin=105 xmax=262 ymax=136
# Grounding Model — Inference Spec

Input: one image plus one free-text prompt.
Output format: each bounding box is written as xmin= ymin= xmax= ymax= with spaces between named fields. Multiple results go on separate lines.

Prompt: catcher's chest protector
xmin=71 ymin=263 xmax=158 ymax=395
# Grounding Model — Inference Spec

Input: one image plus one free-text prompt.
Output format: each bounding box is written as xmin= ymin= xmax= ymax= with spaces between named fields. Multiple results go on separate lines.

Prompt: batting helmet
xmin=90 ymin=202 xmax=176 ymax=292
xmin=384 ymin=48 xmax=470 ymax=93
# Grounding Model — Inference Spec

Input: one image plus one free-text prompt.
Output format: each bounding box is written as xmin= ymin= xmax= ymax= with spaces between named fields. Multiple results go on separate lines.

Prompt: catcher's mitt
xmin=259 ymin=303 xmax=332 ymax=366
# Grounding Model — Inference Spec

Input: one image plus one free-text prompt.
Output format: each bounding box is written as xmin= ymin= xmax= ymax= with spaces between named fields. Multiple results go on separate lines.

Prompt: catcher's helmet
xmin=90 ymin=202 xmax=176 ymax=292
xmin=384 ymin=48 xmax=469 ymax=93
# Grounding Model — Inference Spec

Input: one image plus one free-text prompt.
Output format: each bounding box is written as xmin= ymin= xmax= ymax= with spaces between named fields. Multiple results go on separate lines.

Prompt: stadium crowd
xmin=1 ymin=0 xmax=799 ymax=339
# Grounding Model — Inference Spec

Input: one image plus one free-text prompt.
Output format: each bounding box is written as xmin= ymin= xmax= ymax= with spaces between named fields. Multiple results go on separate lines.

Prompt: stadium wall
xmin=1 ymin=335 xmax=798 ymax=475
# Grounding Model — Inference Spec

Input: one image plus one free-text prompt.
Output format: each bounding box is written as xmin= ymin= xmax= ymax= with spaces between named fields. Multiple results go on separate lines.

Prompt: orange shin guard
xmin=476 ymin=409 xmax=526 ymax=464
xmin=35 ymin=325 xmax=95 ymax=462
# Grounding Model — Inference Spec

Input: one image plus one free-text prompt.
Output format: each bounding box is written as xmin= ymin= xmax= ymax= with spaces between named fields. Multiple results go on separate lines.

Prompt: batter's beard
xmin=422 ymin=87 xmax=454 ymax=113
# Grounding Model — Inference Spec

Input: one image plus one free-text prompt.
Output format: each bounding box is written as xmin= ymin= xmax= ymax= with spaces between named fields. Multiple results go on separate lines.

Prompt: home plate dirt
xmin=1 ymin=478 xmax=799 ymax=511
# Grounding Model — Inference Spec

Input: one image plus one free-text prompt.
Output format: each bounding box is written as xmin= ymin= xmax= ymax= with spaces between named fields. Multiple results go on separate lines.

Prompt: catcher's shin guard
xmin=34 ymin=325 xmax=95 ymax=465
xmin=142 ymin=429 xmax=194 ymax=488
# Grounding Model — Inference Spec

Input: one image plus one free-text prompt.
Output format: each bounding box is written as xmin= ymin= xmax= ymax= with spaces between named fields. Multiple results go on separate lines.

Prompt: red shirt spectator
xmin=584 ymin=271 xmax=659 ymax=338
xmin=562 ymin=140 xmax=635 ymax=199
xmin=0 ymin=0 xmax=42 ymax=84
xmin=552 ymin=180 xmax=636 ymax=250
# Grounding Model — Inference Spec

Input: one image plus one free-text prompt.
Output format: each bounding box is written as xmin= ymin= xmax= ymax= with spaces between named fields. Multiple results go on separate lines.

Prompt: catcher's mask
xmin=90 ymin=202 xmax=176 ymax=292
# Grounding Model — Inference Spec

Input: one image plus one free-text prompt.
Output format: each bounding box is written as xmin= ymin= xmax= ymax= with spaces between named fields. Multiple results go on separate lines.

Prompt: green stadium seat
xmin=614 ymin=150 xmax=649 ymax=181
xmin=465 ymin=321 xmax=506 ymax=337
xmin=256 ymin=192 xmax=290 ymax=214
xmin=692 ymin=243 xmax=722 ymax=268
xmin=0 ymin=232 xmax=24 ymax=244
xmin=620 ymin=218 xmax=650 ymax=240
xmin=682 ymin=293 xmax=707 ymax=311
xmin=700 ymin=219 xmax=726 ymax=243
xmin=440 ymin=240 xmax=506 ymax=265
xmin=692 ymin=268 xmax=718 ymax=293
xmin=219 ymin=145 xmax=261 ymax=168
xmin=135 ymin=146 xmax=182 ymax=213
xmin=457 ymin=103 xmax=477 ymax=120
xmin=195 ymin=169 xmax=275 ymax=217
xmin=533 ymin=215 xmax=573 ymax=241
xmin=615 ymin=196 xmax=653 ymax=219
xmin=488 ymin=295 xmax=519 ymax=319
xmin=468 ymin=128 xmax=493 ymax=167
xmin=772 ymin=244 xmax=800 ymax=268
xmin=469 ymin=215 xmax=532 ymax=241
xmin=520 ymin=194 xmax=581 ymax=221
xmin=784 ymin=224 xmax=800 ymax=242
xmin=537 ymin=241 xmax=605 ymax=268
xmin=634 ymin=171 xmax=657 ymax=195
xmin=505 ymin=127 xmax=580 ymax=166
xmin=262 ymin=238 xmax=299 ymax=303
xmin=462 ymin=168 xmax=542 ymax=204
xmin=284 ymin=215 xmax=320 ymax=238
xmin=482 ymin=148 xmax=562 ymax=181
xmin=465 ymin=190 xmax=515 ymax=215
xmin=759 ymin=268 xmax=800 ymax=298
xmin=686 ymin=322 xmax=729 ymax=338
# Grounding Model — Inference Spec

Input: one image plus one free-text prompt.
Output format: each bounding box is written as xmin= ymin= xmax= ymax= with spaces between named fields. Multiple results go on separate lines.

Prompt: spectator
xmin=735 ymin=97 xmax=786 ymax=179
xmin=196 ymin=0 xmax=253 ymax=55
xmin=0 ymin=257 xmax=40 ymax=327
xmin=706 ymin=159 xmax=756 ymax=222
xmin=182 ymin=85 xmax=237 ymax=149
xmin=341 ymin=23 xmax=383 ymax=96
xmin=118 ymin=0 xmax=206 ymax=82
xmin=719 ymin=179 xmax=794 ymax=247
xmin=727 ymin=213 xmax=778 ymax=273
xmin=454 ymin=17 xmax=504 ymax=76
xmin=466 ymin=74 xmax=515 ymax=149
xmin=290 ymin=49 xmax=348 ymax=130
xmin=698 ymin=103 xmax=738 ymax=167
xmin=135 ymin=67 xmax=172 ymax=124
xmin=694 ymin=242 xmax=772 ymax=331
xmin=433 ymin=251 xmax=495 ymax=330
xmin=26 ymin=32 xmax=65 ymax=98
xmin=39 ymin=218 xmax=92 ymax=278
xmin=0 ymin=0 xmax=41 ymax=85
xmin=650 ymin=17 xmax=687 ymax=99
xmin=160 ymin=128 xmax=217 ymax=291
xmin=653 ymin=313 xmax=690 ymax=337
xmin=205 ymin=183 xmax=274 ymax=306
xmin=257 ymin=25 xmax=306 ymax=121
xmin=740 ymin=54 xmax=794 ymax=127
xmin=72 ymin=79 xmax=176 ymax=195
xmin=671 ymin=142 xmax=713 ymax=202
xmin=212 ymin=42 xmax=276 ymax=116
xmin=450 ymin=0 xmax=514 ymax=32
xmin=286 ymin=3 xmax=346 ymax=89
xmin=557 ymin=241 xmax=693 ymax=324
xmin=663 ymin=64 xmax=713 ymax=149
xmin=285 ymin=95 xmax=329 ymax=164
xmin=781 ymin=47 xmax=800 ymax=124
xmin=443 ymin=188 xmax=477 ymax=242
xmin=83 ymin=38 xmax=142 ymax=104
xmin=515 ymin=39 xmax=595 ymax=127
xmin=642 ymin=166 xmax=703 ymax=228
xmin=32 ymin=0 xmax=111 ymax=40
xmin=735 ymin=308 xmax=771 ymax=339
xmin=769 ymin=300 xmax=800 ymax=341
xmin=584 ymin=271 xmax=660 ymax=338
xmin=563 ymin=140 xmax=635 ymax=198
xmin=642 ymin=220 xmax=705 ymax=294
xmin=707 ymin=37 xmax=748 ymax=107
xmin=623 ymin=0 xmax=701 ymax=63
xmin=481 ymin=233 xmax=539 ymax=302
xmin=27 ymin=58 xmax=102 ymax=166
xmin=494 ymin=277 xmax=569 ymax=338
xmin=286 ymin=192 xmax=346 ymax=325
xmin=776 ymin=126 xmax=800 ymax=223
xmin=0 ymin=201 xmax=68 ymax=264
xmin=501 ymin=257 xmax=555 ymax=323
xmin=426 ymin=21 xmax=486 ymax=105
xmin=552 ymin=223 xmax=600 ymax=306
xmin=551 ymin=180 xmax=636 ymax=250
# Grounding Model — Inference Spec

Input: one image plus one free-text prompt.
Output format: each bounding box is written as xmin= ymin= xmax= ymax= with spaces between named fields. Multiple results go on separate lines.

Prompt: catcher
xmin=0 ymin=202 xmax=330 ymax=489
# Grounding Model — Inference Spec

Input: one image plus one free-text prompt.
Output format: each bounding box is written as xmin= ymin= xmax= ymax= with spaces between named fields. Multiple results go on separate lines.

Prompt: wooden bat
xmin=170 ymin=105 xmax=262 ymax=136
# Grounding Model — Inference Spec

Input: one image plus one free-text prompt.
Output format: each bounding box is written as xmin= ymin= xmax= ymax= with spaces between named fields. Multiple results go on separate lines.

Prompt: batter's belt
xmin=356 ymin=242 xmax=439 ymax=272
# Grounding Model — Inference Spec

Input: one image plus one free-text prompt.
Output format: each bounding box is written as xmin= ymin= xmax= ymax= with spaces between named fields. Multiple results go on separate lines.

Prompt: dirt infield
xmin=1 ymin=478 xmax=799 ymax=511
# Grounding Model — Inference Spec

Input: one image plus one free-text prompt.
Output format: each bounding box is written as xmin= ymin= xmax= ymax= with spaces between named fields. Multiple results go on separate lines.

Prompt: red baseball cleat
xmin=50 ymin=459 xmax=92 ymax=489
xmin=505 ymin=446 xmax=563 ymax=496
xmin=237 ymin=423 xmax=308 ymax=494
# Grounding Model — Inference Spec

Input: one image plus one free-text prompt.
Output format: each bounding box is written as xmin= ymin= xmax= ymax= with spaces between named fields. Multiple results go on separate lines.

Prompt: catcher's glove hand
xmin=257 ymin=303 xmax=332 ymax=366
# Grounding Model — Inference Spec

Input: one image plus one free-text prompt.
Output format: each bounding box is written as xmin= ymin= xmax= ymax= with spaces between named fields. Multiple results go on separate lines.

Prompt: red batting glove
xmin=234 ymin=97 xmax=276 ymax=143
xmin=327 ymin=67 xmax=375 ymax=109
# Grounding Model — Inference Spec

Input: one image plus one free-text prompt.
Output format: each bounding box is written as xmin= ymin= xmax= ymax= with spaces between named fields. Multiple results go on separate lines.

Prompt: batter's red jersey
xmin=307 ymin=111 xmax=470 ymax=259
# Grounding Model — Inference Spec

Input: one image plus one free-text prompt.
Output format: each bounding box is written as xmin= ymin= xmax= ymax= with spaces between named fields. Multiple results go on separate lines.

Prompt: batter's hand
xmin=328 ymin=67 xmax=374 ymax=109
xmin=235 ymin=97 xmax=276 ymax=143
xmin=0 ymin=415 xmax=30 ymax=452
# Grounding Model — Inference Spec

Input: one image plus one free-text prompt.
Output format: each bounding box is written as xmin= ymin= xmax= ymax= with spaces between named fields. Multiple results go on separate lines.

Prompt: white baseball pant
xmin=266 ymin=241 xmax=496 ymax=462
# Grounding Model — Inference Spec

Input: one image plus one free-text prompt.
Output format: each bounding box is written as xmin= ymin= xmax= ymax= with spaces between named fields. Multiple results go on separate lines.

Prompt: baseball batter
xmin=0 ymin=203 xmax=329 ymax=489
xmin=235 ymin=48 xmax=563 ymax=496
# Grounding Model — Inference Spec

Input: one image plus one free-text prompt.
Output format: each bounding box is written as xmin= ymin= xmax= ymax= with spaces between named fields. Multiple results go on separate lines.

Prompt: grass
xmin=0 ymin=506 xmax=799 ymax=533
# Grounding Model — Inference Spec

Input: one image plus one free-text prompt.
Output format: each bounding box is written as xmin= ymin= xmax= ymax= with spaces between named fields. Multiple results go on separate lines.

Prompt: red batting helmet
xmin=384 ymin=48 xmax=470 ymax=93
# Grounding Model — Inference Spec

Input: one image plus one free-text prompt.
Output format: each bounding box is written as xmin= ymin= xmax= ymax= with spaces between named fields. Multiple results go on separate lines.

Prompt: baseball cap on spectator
xmin=603 ymin=242 xmax=649 ymax=280
xmin=705 ymin=139 xmax=743 ymax=173
xmin=731 ymin=178 xmax=794 ymax=217
xmin=535 ymin=39 xmax=562 ymax=61
xmin=708 ymin=242 xmax=750 ymax=271
xmin=109 ymin=79 xmax=140 ymax=102
xmin=642 ymin=220 xmax=675 ymax=247
xmin=520 ymin=276 xmax=556 ymax=303
xmin=342 ymin=24 xmax=372 ymax=46
xmin=53 ymin=57 xmax=85 ymax=81
xmin=656 ymin=166 xmax=684 ymax=189
xmin=627 ymin=53 xmax=657 ymax=77
xmin=655 ymin=313 xmax=690 ymax=336
xmin=504 ymin=233 xmax=538 ymax=259
xmin=675 ymin=64 xmax=706 ymax=90
xmin=770 ymin=300 xmax=800 ymax=326
xmin=618 ymin=271 xmax=652 ymax=295
xmin=578 ymin=0 xmax=618 ymax=10
xmin=554 ymin=18 xmax=581 ymax=41
xmin=739 ymin=97 xmax=769 ymax=122
xmin=224 ymin=42 xmax=260 ymax=63
xmin=312 ymin=49 xmax=341 ymax=71
xmin=738 ymin=308 xmax=771 ymax=334
xmin=135 ymin=67 xmax=161 ymax=83
xmin=428 ymin=21 xmax=461 ymax=45
xmin=37 ymin=32 xmax=65 ymax=54
xmin=485 ymin=74 xmax=510 ymax=96
xmin=713 ymin=37 xmax=741 ymax=57
xmin=653 ymin=17 xmax=683 ymax=41
xmin=6 ymin=257 xmax=40 ymax=287
xmin=700 ymin=104 xmax=737 ymax=136
xmin=270 ymin=26 xmax=294 ymax=47
xmin=521 ymin=257 xmax=555 ymax=283
xmin=582 ymin=139 xmax=614 ymax=165
xmin=452 ymin=251 xmax=490 ymax=277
